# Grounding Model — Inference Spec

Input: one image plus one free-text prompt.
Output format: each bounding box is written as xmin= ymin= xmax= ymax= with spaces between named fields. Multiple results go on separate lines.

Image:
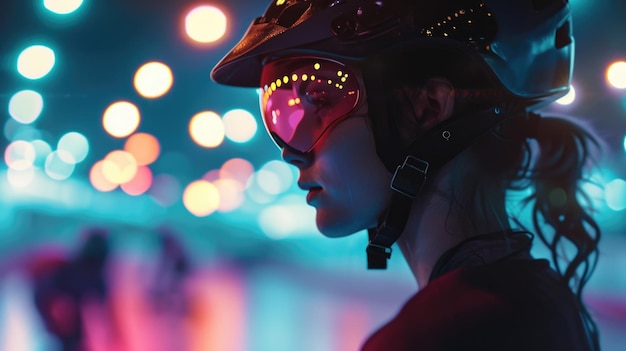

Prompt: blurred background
xmin=0 ymin=0 xmax=625 ymax=350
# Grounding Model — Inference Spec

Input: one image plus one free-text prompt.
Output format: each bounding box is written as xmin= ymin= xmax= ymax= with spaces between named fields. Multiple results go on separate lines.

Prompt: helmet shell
xmin=212 ymin=0 xmax=574 ymax=107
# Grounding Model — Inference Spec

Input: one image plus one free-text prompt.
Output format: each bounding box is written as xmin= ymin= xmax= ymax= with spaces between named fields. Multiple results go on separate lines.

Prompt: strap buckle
xmin=366 ymin=242 xmax=392 ymax=269
xmin=390 ymin=156 xmax=429 ymax=198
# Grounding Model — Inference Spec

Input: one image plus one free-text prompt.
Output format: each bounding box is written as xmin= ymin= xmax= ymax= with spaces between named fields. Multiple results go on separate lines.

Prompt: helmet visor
xmin=259 ymin=57 xmax=362 ymax=153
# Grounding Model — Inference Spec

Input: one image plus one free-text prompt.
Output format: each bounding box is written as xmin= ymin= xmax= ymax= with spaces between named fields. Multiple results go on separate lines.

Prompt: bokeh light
xmin=203 ymin=169 xmax=220 ymax=182
xmin=57 ymin=131 xmax=89 ymax=164
xmin=7 ymin=168 xmax=36 ymax=188
xmin=223 ymin=109 xmax=258 ymax=143
xmin=8 ymin=90 xmax=44 ymax=124
xmin=183 ymin=180 xmax=220 ymax=217
xmin=121 ymin=166 xmax=153 ymax=196
xmin=256 ymin=160 xmax=294 ymax=195
xmin=8 ymin=125 xmax=42 ymax=142
xmin=184 ymin=5 xmax=227 ymax=43
xmin=102 ymin=101 xmax=141 ymax=138
xmin=245 ymin=173 xmax=277 ymax=205
xmin=124 ymin=132 xmax=160 ymax=165
xmin=257 ymin=197 xmax=317 ymax=239
xmin=258 ymin=205 xmax=294 ymax=239
xmin=556 ymin=85 xmax=576 ymax=105
xmin=5 ymin=140 xmax=36 ymax=170
xmin=44 ymin=150 xmax=75 ymax=180
xmin=133 ymin=61 xmax=174 ymax=99
xmin=606 ymin=61 xmax=626 ymax=89
xmin=102 ymin=150 xmax=138 ymax=185
xmin=605 ymin=178 xmax=626 ymax=211
xmin=189 ymin=111 xmax=224 ymax=148
xmin=43 ymin=0 xmax=84 ymax=14
xmin=31 ymin=139 xmax=52 ymax=167
xmin=219 ymin=158 xmax=254 ymax=187
xmin=214 ymin=178 xmax=244 ymax=212
xmin=89 ymin=160 xmax=118 ymax=192
xmin=17 ymin=45 xmax=55 ymax=79
xmin=3 ymin=119 xmax=42 ymax=142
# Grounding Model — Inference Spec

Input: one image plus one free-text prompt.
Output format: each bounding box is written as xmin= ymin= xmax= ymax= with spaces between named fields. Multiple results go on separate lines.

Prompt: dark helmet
xmin=212 ymin=0 xmax=574 ymax=108
xmin=211 ymin=0 xmax=575 ymax=269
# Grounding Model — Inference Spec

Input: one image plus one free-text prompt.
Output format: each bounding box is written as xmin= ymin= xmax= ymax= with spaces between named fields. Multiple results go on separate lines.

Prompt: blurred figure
xmin=149 ymin=226 xmax=192 ymax=314
xmin=29 ymin=228 xmax=113 ymax=351
xmin=144 ymin=226 xmax=193 ymax=351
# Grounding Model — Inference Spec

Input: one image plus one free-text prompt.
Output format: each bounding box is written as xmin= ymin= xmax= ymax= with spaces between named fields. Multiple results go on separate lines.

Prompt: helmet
xmin=211 ymin=0 xmax=575 ymax=269
xmin=212 ymin=0 xmax=574 ymax=107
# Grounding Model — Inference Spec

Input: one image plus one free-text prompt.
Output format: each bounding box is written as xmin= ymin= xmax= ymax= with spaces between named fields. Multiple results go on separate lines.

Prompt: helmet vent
xmin=531 ymin=0 xmax=564 ymax=11
xmin=276 ymin=2 xmax=310 ymax=27
xmin=260 ymin=1 xmax=310 ymax=28
xmin=555 ymin=20 xmax=572 ymax=49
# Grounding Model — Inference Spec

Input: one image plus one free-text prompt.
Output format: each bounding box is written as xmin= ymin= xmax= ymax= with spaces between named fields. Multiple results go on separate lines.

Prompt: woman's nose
xmin=281 ymin=145 xmax=312 ymax=169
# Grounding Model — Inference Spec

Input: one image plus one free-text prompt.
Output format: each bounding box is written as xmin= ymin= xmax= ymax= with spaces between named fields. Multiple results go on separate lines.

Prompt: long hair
xmin=454 ymin=110 xmax=602 ymax=350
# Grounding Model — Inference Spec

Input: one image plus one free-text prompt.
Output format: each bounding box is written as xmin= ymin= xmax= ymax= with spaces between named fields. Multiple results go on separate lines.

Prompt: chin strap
xmin=366 ymin=104 xmax=517 ymax=269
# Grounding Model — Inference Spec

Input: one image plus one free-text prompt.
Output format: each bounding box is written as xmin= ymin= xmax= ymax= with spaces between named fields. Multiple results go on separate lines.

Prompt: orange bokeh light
xmin=124 ymin=132 xmax=160 ymax=166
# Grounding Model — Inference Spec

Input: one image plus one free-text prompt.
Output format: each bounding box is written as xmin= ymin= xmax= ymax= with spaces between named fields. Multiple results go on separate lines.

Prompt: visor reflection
xmin=260 ymin=57 xmax=360 ymax=152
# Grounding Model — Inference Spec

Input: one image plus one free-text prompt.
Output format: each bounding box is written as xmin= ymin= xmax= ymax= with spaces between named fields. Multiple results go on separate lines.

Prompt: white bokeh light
xmin=607 ymin=61 xmax=626 ymax=89
xmin=556 ymin=85 xmax=576 ymax=105
xmin=185 ymin=5 xmax=227 ymax=43
xmin=189 ymin=111 xmax=225 ymax=148
xmin=8 ymin=90 xmax=44 ymax=124
xmin=44 ymin=0 xmax=84 ymax=14
xmin=17 ymin=45 xmax=55 ymax=80
xmin=133 ymin=61 xmax=174 ymax=99
xmin=223 ymin=109 xmax=258 ymax=143
xmin=102 ymin=101 xmax=141 ymax=138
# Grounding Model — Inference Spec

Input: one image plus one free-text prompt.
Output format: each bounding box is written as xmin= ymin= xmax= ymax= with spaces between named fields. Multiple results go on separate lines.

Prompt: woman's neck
xmin=395 ymin=174 xmax=510 ymax=289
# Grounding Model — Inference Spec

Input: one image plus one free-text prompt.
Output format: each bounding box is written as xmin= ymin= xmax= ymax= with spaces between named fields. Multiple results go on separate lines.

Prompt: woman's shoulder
xmin=362 ymin=260 xmax=591 ymax=351
xmin=421 ymin=258 xmax=579 ymax=320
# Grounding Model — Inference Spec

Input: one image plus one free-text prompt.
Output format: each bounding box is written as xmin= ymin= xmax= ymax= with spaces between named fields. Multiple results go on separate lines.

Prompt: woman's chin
xmin=315 ymin=217 xmax=360 ymax=238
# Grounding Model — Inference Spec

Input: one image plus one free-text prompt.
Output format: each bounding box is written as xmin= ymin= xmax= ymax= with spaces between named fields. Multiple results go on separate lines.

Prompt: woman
xmin=212 ymin=0 xmax=601 ymax=349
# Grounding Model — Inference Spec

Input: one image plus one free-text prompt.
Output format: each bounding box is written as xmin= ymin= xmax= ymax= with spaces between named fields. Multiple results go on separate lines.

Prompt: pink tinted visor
xmin=259 ymin=57 xmax=362 ymax=153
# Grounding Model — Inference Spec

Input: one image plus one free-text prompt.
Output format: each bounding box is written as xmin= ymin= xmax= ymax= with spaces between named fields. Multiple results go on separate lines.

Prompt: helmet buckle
xmin=390 ymin=155 xmax=429 ymax=198
xmin=366 ymin=242 xmax=392 ymax=269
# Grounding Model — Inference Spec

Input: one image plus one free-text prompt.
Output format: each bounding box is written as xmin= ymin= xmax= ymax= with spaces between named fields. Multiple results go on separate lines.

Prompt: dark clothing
xmin=362 ymin=231 xmax=592 ymax=351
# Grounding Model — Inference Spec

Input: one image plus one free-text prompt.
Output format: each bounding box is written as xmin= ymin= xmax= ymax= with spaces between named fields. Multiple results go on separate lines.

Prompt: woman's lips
xmin=306 ymin=187 xmax=322 ymax=204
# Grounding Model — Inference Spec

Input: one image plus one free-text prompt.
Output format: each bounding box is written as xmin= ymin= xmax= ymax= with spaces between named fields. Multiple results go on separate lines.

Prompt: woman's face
xmin=282 ymin=112 xmax=393 ymax=238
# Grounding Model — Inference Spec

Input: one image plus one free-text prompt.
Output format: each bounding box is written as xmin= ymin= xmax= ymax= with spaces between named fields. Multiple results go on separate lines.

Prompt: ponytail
xmin=518 ymin=114 xmax=602 ymax=350
xmin=463 ymin=111 xmax=602 ymax=349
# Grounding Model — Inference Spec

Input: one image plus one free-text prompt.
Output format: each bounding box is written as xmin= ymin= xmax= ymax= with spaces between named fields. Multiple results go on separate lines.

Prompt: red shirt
xmin=362 ymin=233 xmax=593 ymax=351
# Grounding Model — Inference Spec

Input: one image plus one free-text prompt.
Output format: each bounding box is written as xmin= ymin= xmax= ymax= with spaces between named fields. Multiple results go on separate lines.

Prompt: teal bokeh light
xmin=605 ymin=178 xmax=626 ymax=211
